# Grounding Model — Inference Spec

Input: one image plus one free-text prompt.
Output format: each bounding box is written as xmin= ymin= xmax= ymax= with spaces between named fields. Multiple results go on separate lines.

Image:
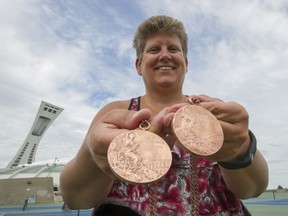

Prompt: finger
xmin=189 ymin=94 xmax=223 ymax=102
xmin=163 ymin=133 xmax=176 ymax=149
xmin=162 ymin=112 xmax=175 ymax=128
xmin=102 ymin=108 xmax=152 ymax=130
xmin=219 ymin=120 xmax=249 ymax=143
xmin=197 ymin=102 xmax=248 ymax=123
xmin=168 ymin=103 xmax=188 ymax=113
xmin=128 ymin=108 xmax=153 ymax=129
xmin=147 ymin=107 xmax=170 ymax=134
xmin=161 ymin=103 xmax=189 ymax=134
xmin=92 ymin=109 xmax=152 ymax=155
xmin=208 ymin=120 xmax=249 ymax=162
xmin=218 ymin=120 xmax=241 ymax=139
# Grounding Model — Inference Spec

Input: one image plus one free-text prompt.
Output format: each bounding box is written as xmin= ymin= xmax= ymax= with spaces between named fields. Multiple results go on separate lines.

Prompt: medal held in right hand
xmin=172 ymin=104 xmax=224 ymax=156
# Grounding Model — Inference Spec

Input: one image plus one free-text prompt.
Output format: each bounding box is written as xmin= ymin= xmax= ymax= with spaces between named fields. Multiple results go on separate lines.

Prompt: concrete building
xmin=0 ymin=101 xmax=66 ymax=204
xmin=0 ymin=177 xmax=54 ymax=205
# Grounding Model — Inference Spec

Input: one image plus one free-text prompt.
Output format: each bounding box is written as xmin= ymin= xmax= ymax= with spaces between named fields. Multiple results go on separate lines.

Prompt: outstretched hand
xmin=157 ymin=94 xmax=251 ymax=163
xmin=87 ymin=107 xmax=174 ymax=178
xmin=87 ymin=108 xmax=151 ymax=178
xmin=185 ymin=95 xmax=251 ymax=162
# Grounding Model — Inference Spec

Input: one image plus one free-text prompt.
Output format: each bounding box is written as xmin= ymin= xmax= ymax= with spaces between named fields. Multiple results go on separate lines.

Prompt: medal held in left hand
xmin=107 ymin=121 xmax=172 ymax=184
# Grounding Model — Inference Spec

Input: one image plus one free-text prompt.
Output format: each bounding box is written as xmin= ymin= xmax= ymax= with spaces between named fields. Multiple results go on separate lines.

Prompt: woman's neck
xmin=142 ymin=91 xmax=186 ymax=115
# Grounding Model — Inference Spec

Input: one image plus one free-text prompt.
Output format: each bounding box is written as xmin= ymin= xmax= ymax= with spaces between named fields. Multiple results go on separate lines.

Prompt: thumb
xmin=125 ymin=108 xmax=152 ymax=130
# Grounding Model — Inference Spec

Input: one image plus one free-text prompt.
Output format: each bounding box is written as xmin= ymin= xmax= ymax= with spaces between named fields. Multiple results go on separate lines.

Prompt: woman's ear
xmin=135 ymin=58 xmax=142 ymax=76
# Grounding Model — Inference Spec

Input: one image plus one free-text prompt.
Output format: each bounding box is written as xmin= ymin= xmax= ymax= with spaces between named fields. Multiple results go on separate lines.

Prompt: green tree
xmin=277 ymin=185 xmax=283 ymax=189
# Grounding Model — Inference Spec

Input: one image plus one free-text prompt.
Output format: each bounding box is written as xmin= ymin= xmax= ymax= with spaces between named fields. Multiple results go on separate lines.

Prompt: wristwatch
xmin=218 ymin=130 xmax=257 ymax=170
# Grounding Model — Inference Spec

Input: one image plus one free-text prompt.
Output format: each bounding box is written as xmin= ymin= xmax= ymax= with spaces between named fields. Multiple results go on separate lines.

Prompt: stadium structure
xmin=0 ymin=101 xmax=66 ymax=205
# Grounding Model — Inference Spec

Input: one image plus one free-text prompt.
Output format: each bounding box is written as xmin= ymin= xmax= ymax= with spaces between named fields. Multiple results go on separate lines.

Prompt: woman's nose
xmin=159 ymin=49 xmax=172 ymax=61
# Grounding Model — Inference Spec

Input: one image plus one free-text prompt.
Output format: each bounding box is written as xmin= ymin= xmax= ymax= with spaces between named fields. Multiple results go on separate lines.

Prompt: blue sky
xmin=0 ymin=0 xmax=288 ymax=189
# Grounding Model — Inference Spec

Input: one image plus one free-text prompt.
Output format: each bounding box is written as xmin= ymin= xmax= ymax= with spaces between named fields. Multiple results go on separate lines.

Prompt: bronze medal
xmin=107 ymin=129 xmax=172 ymax=184
xmin=172 ymin=105 xmax=223 ymax=156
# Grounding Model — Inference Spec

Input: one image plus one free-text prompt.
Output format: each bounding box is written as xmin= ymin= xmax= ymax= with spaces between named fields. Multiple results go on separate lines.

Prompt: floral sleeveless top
xmin=93 ymin=97 xmax=250 ymax=216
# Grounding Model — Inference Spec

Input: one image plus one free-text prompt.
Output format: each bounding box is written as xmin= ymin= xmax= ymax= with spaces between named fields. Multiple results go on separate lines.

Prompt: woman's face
xmin=136 ymin=32 xmax=188 ymax=90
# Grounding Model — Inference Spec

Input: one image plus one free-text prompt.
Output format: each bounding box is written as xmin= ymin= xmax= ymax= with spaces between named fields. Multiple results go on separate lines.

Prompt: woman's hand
xmin=187 ymin=95 xmax=268 ymax=198
xmin=188 ymin=95 xmax=251 ymax=163
xmin=158 ymin=94 xmax=251 ymax=163
xmin=87 ymin=108 xmax=152 ymax=178
xmin=87 ymin=106 xmax=175 ymax=178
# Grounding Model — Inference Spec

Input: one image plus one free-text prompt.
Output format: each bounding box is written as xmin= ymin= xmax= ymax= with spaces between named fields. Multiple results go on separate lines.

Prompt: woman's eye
xmin=169 ymin=47 xmax=180 ymax=52
xmin=148 ymin=47 xmax=159 ymax=53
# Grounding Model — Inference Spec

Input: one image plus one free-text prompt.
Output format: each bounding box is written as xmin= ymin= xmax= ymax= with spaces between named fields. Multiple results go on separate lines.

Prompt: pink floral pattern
xmin=94 ymin=97 xmax=249 ymax=215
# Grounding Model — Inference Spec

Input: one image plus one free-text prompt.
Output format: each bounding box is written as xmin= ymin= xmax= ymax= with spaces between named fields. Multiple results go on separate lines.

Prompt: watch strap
xmin=218 ymin=130 xmax=257 ymax=170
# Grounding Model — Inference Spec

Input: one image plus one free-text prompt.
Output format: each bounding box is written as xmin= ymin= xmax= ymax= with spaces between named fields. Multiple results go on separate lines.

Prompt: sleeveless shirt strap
xmin=128 ymin=96 xmax=141 ymax=111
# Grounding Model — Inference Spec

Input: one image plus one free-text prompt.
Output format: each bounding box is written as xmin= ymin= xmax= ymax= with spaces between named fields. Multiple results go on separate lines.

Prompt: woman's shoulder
xmin=98 ymin=99 xmax=135 ymax=115
xmin=105 ymin=99 xmax=132 ymax=109
xmin=89 ymin=99 xmax=132 ymax=124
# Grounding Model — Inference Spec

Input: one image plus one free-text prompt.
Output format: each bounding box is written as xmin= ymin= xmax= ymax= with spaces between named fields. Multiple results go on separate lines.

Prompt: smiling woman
xmin=1 ymin=1 xmax=287 ymax=201
xmin=60 ymin=15 xmax=268 ymax=216
xmin=136 ymin=32 xmax=188 ymax=98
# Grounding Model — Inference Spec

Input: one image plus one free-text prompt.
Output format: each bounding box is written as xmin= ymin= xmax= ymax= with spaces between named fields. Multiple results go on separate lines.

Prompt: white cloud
xmin=0 ymin=0 xmax=287 ymax=189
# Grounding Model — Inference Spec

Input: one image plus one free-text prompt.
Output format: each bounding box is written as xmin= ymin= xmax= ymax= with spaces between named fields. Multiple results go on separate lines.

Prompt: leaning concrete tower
xmin=6 ymin=101 xmax=64 ymax=168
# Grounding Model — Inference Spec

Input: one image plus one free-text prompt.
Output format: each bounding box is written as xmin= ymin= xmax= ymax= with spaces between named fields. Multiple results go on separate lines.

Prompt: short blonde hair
xmin=133 ymin=15 xmax=188 ymax=59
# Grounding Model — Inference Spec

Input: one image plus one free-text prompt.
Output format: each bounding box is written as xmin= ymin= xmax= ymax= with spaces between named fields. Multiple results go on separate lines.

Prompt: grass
xmin=243 ymin=190 xmax=288 ymax=216
xmin=246 ymin=205 xmax=288 ymax=216
xmin=1 ymin=191 xmax=287 ymax=215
